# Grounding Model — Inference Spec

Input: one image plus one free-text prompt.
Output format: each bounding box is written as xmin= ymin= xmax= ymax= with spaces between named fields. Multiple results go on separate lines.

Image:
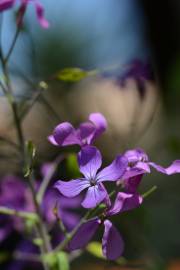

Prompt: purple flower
xmin=68 ymin=192 xmax=143 ymax=260
xmin=48 ymin=112 xmax=107 ymax=148
xmin=0 ymin=0 xmax=14 ymax=11
xmin=55 ymin=146 xmax=128 ymax=208
xmin=0 ymin=0 xmax=49 ymax=29
xmin=122 ymin=148 xmax=180 ymax=180
xmin=117 ymin=59 xmax=154 ymax=97
xmin=42 ymin=189 xmax=81 ymax=230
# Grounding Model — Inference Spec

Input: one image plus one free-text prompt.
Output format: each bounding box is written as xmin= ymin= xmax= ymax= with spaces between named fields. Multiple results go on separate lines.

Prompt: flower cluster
xmin=0 ymin=0 xmax=49 ymax=28
xmin=49 ymin=112 xmax=180 ymax=260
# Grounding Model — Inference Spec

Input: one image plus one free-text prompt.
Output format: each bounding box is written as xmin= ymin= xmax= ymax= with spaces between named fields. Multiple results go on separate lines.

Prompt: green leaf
xmin=86 ymin=242 xmax=104 ymax=259
xmin=43 ymin=253 xmax=57 ymax=268
xmin=33 ymin=238 xmax=43 ymax=247
xmin=24 ymin=140 xmax=36 ymax=177
xmin=66 ymin=153 xmax=80 ymax=178
xmin=57 ymin=252 xmax=69 ymax=270
xmin=56 ymin=68 xmax=88 ymax=82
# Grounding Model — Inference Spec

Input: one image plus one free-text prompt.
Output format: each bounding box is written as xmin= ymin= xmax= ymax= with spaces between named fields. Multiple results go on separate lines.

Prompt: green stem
xmin=5 ymin=26 xmax=21 ymax=63
xmin=0 ymin=206 xmax=38 ymax=221
xmin=142 ymin=185 xmax=157 ymax=199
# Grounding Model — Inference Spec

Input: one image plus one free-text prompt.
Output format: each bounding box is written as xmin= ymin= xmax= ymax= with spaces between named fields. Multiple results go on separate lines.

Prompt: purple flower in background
xmin=117 ymin=59 xmax=155 ymax=97
xmin=0 ymin=0 xmax=49 ymax=28
xmin=122 ymin=148 xmax=180 ymax=180
xmin=55 ymin=146 xmax=128 ymax=208
xmin=0 ymin=176 xmax=34 ymax=241
xmin=43 ymin=189 xmax=81 ymax=230
xmin=69 ymin=192 xmax=143 ymax=260
xmin=48 ymin=112 xmax=107 ymax=148
xmin=0 ymin=0 xmax=14 ymax=11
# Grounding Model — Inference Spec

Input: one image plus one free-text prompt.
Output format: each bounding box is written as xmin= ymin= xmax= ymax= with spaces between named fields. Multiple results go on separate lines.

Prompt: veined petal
xmin=34 ymin=1 xmax=49 ymax=28
xmin=52 ymin=122 xmax=81 ymax=146
xmin=102 ymin=220 xmax=124 ymax=260
xmin=78 ymin=146 xmax=102 ymax=179
xmin=0 ymin=0 xmax=14 ymax=11
xmin=97 ymin=155 xmax=128 ymax=182
xmin=54 ymin=179 xmax=90 ymax=198
xmin=107 ymin=192 xmax=143 ymax=216
xmin=81 ymin=184 xmax=107 ymax=208
xmin=149 ymin=160 xmax=180 ymax=175
xmin=88 ymin=112 xmax=107 ymax=143
xmin=68 ymin=218 xmax=100 ymax=250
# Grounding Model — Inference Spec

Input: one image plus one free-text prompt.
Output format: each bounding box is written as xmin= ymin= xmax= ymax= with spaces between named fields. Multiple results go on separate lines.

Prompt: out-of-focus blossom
xmin=48 ymin=112 xmax=107 ymax=148
xmin=69 ymin=192 xmax=143 ymax=260
xmin=0 ymin=0 xmax=49 ymax=28
xmin=117 ymin=59 xmax=155 ymax=97
xmin=0 ymin=0 xmax=14 ymax=11
xmin=55 ymin=146 xmax=128 ymax=208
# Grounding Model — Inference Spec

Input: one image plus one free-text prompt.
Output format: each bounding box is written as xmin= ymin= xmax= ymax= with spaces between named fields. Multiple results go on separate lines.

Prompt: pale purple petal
xmin=48 ymin=135 xmax=59 ymax=146
xmin=136 ymin=161 xmax=150 ymax=172
xmin=34 ymin=1 xmax=49 ymax=28
xmin=96 ymin=155 xmax=128 ymax=182
xmin=78 ymin=146 xmax=102 ymax=179
xmin=149 ymin=160 xmax=180 ymax=175
xmin=102 ymin=220 xmax=124 ymax=260
xmin=107 ymin=192 xmax=143 ymax=216
xmin=51 ymin=122 xmax=81 ymax=146
xmin=0 ymin=0 xmax=14 ymax=11
xmin=88 ymin=112 xmax=107 ymax=143
xmin=81 ymin=184 xmax=107 ymax=208
xmin=124 ymin=174 xmax=143 ymax=193
xmin=68 ymin=218 xmax=100 ymax=250
xmin=54 ymin=179 xmax=90 ymax=198
xmin=124 ymin=148 xmax=149 ymax=163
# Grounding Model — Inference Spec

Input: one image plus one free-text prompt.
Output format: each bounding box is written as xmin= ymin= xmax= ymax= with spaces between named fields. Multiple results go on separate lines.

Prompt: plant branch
xmin=0 ymin=206 xmax=38 ymax=221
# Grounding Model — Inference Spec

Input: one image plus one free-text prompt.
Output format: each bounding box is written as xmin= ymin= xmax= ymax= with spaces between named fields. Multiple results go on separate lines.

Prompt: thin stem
xmin=37 ymin=155 xmax=64 ymax=204
xmin=54 ymin=210 xmax=92 ymax=252
xmin=5 ymin=26 xmax=21 ymax=63
xmin=0 ymin=206 xmax=38 ymax=221
xmin=142 ymin=185 xmax=157 ymax=199
xmin=28 ymin=173 xmax=52 ymax=253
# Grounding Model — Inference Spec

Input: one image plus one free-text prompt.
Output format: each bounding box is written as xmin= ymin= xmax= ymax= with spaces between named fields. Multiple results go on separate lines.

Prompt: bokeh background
xmin=0 ymin=0 xmax=180 ymax=269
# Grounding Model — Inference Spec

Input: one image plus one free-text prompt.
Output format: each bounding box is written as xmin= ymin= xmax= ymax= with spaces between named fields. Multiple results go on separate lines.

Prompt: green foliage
xmin=33 ymin=238 xmax=43 ymax=247
xmin=57 ymin=252 xmax=69 ymax=270
xmin=66 ymin=153 xmax=80 ymax=178
xmin=56 ymin=67 xmax=97 ymax=82
xmin=24 ymin=140 xmax=36 ymax=177
xmin=86 ymin=242 xmax=104 ymax=259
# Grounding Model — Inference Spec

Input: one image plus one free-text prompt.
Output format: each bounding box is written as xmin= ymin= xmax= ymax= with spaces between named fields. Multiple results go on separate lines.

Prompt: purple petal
xmin=124 ymin=174 xmax=143 ymax=193
xmin=102 ymin=220 xmax=124 ymax=260
xmin=149 ymin=160 xmax=180 ymax=175
xmin=122 ymin=167 xmax=146 ymax=180
xmin=97 ymin=155 xmax=128 ymax=182
xmin=68 ymin=218 xmax=100 ymax=250
xmin=78 ymin=121 xmax=96 ymax=145
xmin=54 ymin=179 xmax=90 ymax=197
xmin=78 ymin=146 xmax=102 ymax=179
xmin=124 ymin=148 xmax=149 ymax=163
xmin=0 ymin=0 xmax=14 ymax=11
xmin=88 ymin=112 xmax=107 ymax=143
xmin=48 ymin=135 xmax=59 ymax=146
xmin=107 ymin=192 xmax=143 ymax=216
xmin=51 ymin=122 xmax=81 ymax=146
xmin=81 ymin=184 xmax=107 ymax=208
xmin=34 ymin=1 xmax=49 ymax=29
